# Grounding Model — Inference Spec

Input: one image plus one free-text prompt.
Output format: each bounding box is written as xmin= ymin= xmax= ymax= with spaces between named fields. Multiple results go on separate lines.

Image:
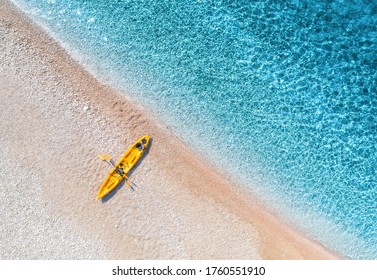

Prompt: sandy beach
xmin=0 ymin=0 xmax=339 ymax=259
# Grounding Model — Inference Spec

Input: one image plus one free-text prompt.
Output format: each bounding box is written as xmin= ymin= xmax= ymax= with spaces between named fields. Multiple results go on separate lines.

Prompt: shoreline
xmin=1 ymin=0 xmax=339 ymax=259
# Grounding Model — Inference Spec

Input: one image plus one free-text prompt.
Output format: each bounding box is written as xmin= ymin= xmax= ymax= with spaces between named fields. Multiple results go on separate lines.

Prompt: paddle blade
xmin=124 ymin=175 xmax=138 ymax=188
xmin=104 ymin=153 xmax=111 ymax=162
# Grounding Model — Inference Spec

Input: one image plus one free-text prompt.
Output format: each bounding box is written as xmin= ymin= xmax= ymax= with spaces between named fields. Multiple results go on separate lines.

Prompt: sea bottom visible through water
xmin=11 ymin=0 xmax=377 ymax=259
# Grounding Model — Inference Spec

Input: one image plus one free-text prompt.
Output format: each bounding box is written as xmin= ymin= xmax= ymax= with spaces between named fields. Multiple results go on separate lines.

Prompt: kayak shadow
xmin=100 ymin=137 xmax=153 ymax=203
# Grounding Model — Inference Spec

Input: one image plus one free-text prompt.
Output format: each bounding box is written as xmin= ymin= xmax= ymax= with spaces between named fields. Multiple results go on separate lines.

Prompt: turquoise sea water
xmin=12 ymin=0 xmax=377 ymax=259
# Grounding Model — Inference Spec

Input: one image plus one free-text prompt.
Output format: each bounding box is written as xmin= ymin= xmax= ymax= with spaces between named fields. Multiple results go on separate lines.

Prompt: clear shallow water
xmin=12 ymin=0 xmax=377 ymax=259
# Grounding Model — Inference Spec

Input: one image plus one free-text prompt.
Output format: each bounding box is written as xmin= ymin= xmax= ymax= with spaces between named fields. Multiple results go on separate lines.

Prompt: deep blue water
xmin=12 ymin=0 xmax=377 ymax=259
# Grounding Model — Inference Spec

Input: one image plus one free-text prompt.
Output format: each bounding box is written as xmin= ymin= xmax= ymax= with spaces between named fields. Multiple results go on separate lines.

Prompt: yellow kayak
xmin=97 ymin=135 xmax=150 ymax=199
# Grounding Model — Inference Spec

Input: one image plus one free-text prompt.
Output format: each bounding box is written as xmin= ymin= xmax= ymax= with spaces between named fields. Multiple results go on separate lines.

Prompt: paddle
xmin=123 ymin=174 xmax=139 ymax=189
xmin=98 ymin=153 xmax=138 ymax=188
xmin=103 ymin=153 xmax=115 ymax=166
xmin=98 ymin=153 xmax=114 ymax=168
